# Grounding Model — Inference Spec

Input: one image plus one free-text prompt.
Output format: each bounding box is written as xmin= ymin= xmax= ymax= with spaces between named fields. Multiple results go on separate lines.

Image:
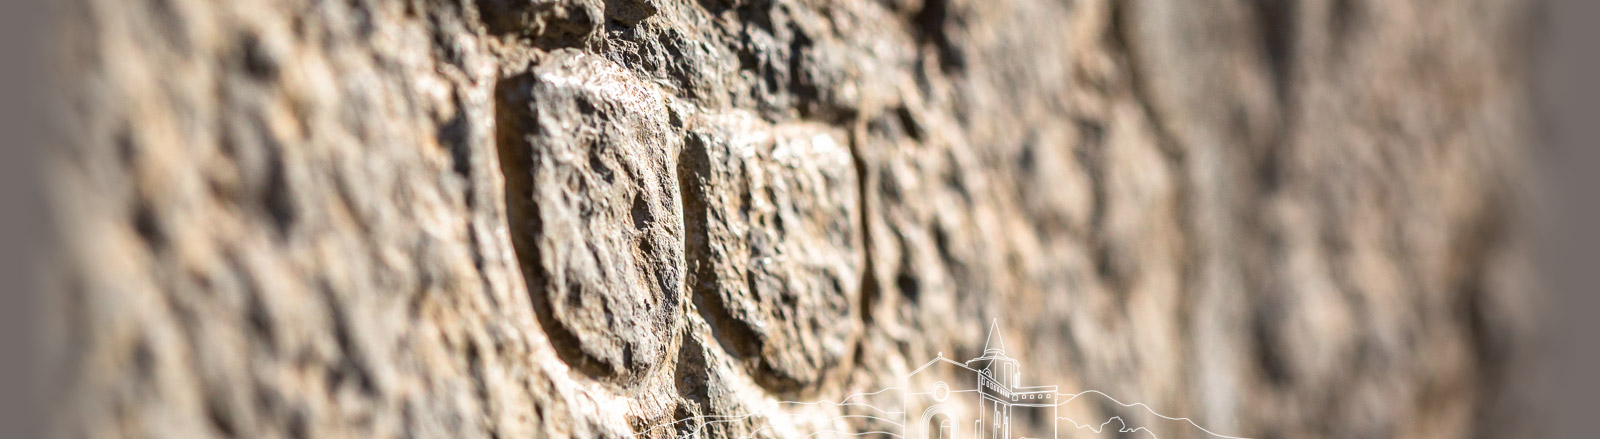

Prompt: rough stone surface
xmin=682 ymin=111 xmax=862 ymax=393
xmin=497 ymin=49 xmax=686 ymax=385
xmin=42 ymin=0 xmax=1538 ymax=439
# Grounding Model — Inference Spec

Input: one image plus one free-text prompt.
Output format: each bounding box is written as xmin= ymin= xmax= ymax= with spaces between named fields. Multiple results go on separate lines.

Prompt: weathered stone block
xmin=496 ymin=49 xmax=685 ymax=385
xmin=681 ymin=112 xmax=863 ymax=392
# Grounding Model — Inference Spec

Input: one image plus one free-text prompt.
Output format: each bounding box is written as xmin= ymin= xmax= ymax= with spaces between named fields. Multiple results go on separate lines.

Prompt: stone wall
xmin=42 ymin=0 xmax=1538 ymax=438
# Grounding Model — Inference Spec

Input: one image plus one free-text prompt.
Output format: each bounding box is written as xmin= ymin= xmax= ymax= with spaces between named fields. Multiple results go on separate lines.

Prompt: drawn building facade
xmin=904 ymin=322 xmax=1058 ymax=439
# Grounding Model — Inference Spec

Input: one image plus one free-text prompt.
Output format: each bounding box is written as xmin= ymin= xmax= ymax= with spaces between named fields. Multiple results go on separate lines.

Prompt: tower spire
xmin=983 ymin=318 xmax=1005 ymax=355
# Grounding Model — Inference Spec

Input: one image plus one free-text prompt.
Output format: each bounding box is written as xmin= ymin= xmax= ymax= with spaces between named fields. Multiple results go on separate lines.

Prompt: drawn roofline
xmin=907 ymin=354 xmax=978 ymax=378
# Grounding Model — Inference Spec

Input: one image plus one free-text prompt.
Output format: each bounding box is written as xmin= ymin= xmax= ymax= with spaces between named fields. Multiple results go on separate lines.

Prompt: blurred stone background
xmin=36 ymin=0 xmax=1542 ymax=438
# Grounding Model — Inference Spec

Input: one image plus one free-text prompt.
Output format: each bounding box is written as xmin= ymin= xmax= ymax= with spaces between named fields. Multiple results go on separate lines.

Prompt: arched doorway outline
xmin=918 ymin=405 xmax=959 ymax=439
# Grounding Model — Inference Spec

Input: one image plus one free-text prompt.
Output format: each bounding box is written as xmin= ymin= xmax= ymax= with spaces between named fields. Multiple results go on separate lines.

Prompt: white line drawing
xmin=1058 ymin=416 xmax=1154 ymax=438
xmin=633 ymin=319 xmax=1250 ymax=439
xmin=1049 ymin=391 xmax=1247 ymax=439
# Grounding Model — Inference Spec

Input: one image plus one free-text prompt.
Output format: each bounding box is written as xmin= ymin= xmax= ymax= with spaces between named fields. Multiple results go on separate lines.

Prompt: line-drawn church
xmin=903 ymin=321 xmax=1058 ymax=439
